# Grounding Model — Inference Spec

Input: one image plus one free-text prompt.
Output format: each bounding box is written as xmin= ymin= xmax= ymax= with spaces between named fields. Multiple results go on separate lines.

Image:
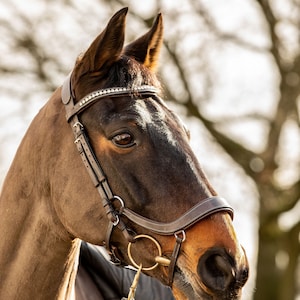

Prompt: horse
xmin=0 ymin=7 xmax=249 ymax=300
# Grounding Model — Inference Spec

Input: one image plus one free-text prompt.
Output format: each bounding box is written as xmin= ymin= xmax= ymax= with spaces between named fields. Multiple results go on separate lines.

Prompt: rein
xmin=61 ymin=73 xmax=234 ymax=286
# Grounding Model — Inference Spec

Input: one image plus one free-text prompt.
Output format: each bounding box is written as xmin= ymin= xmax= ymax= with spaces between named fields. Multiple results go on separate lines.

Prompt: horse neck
xmin=0 ymin=88 xmax=79 ymax=300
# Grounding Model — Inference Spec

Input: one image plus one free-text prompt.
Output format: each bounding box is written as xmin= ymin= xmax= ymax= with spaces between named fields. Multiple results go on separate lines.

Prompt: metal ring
xmin=174 ymin=230 xmax=186 ymax=242
xmin=127 ymin=234 xmax=162 ymax=271
xmin=112 ymin=214 xmax=120 ymax=226
xmin=112 ymin=195 xmax=125 ymax=209
xmin=73 ymin=121 xmax=83 ymax=129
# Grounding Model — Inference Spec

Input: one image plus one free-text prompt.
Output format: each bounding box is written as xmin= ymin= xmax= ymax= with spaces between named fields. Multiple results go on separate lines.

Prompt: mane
xmin=104 ymin=55 xmax=162 ymax=91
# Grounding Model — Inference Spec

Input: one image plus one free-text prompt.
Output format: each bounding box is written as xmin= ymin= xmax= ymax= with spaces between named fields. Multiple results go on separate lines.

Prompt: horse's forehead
xmin=132 ymin=98 xmax=180 ymax=146
xmin=131 ymin=99 xmax=153 ymax=125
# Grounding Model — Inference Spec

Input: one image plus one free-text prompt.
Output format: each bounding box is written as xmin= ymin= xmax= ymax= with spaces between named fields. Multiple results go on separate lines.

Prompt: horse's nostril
xmin=238 ymin=267 xmax=249 ymax=288
xmin=198 ymin=248 xmax=235 ymax=292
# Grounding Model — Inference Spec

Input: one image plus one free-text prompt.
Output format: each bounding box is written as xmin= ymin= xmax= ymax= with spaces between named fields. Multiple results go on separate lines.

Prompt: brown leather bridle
xmin=61 ymin=73 xmax=234 ymax=286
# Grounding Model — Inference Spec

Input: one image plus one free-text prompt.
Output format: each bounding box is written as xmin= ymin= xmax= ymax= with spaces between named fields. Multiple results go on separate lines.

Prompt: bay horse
xmin=0 ymin=7 xmax=249 ymax=300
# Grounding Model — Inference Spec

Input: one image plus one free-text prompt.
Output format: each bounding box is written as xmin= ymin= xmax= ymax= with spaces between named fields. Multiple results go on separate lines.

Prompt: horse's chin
xmin=172 ymin=267 xmax=209 ymax=300
xmin=172 ymin=267 xmax=242 ymax=300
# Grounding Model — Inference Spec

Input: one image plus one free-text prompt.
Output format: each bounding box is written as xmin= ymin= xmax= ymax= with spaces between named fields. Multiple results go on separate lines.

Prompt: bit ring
xmin=127 ymin=234 xmax=162 ymax=271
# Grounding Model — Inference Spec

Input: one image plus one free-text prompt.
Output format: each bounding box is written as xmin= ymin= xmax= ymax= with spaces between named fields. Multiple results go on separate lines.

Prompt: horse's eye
xmin=111 ymin=133 xmax=135 ymax=148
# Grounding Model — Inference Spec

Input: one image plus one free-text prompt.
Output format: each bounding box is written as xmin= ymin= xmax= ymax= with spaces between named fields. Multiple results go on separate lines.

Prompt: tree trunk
xmin=255 ymin=223 xmax=281 ymax=299
xmin=254 ymin=213 xmax=299 ymax=300
xmin=279 ymin=225 xmax=300 ymax=300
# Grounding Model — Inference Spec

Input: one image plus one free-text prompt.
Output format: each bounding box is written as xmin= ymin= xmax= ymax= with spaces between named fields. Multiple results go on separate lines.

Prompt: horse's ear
xmin=125 ymin=13 xmax=163 ymax=71
xmin=73 ymin=7 xmax=128 ymax=80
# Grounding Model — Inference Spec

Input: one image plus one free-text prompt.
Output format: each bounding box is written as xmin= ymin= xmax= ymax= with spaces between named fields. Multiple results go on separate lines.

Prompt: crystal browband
xmin=64 ymin=84 xmax=158 ymax=121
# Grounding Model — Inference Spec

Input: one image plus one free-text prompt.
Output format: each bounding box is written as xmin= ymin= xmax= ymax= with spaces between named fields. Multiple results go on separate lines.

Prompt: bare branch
xmin=191 ymin=0 xmax=268 ymax=53
xmin=164 ymin=40 xmax=258 ymax=177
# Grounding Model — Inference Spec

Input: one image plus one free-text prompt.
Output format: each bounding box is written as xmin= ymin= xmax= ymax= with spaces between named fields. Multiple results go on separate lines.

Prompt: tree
xmin=0 ymin=0 xmax=299 ymax=299
xmin=157 ymin=1 xmax=300 ymax=299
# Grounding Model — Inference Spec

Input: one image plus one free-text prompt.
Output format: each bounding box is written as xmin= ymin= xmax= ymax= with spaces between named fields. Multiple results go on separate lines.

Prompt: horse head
xmin=55 ymin=8 xmax=249 ymax=299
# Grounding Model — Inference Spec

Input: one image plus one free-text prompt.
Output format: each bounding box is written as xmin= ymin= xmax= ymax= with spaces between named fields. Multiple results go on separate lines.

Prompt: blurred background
xmin=0 ymin=0 xmax=299 ymax=299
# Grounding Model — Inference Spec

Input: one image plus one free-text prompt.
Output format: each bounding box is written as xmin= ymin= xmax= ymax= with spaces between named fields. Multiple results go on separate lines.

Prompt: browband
xmin=61 ymin=73 xmax=158 ymax=122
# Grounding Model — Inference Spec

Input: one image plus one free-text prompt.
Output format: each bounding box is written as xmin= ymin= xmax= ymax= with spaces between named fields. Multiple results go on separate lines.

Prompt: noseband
xmin=61 ymin=73 xmax=234 ymax=286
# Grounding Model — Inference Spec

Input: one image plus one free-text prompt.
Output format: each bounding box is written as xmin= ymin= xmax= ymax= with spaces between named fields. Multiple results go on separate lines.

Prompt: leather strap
xmin=168 ymin=232 xmax=185 ymax=286
xmin=66 ymin=84 xmax=157 ymax=122
xmin=122 ymin=196 xmax=233 ymax=235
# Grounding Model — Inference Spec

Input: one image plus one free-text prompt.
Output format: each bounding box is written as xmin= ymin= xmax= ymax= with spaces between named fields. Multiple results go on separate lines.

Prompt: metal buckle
xmin=112 ymin=215 xmax=120 ymax=226
xmin=111 ymin=196 xmax=125 ymax=226
xmin=174 ymin=230 xmax=186 ymax=242
xmin=73 ymin=121 xmax=83 ymax=129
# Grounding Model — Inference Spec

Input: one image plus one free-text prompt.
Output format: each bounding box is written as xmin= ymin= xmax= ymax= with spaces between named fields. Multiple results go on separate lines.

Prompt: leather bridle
xmin=61 ymin=73 xmax=234 ymax=286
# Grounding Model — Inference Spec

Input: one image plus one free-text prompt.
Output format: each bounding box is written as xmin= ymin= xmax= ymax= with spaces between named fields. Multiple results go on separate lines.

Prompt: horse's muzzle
xmin=197 ymin=247 xmax=249 ymax=298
